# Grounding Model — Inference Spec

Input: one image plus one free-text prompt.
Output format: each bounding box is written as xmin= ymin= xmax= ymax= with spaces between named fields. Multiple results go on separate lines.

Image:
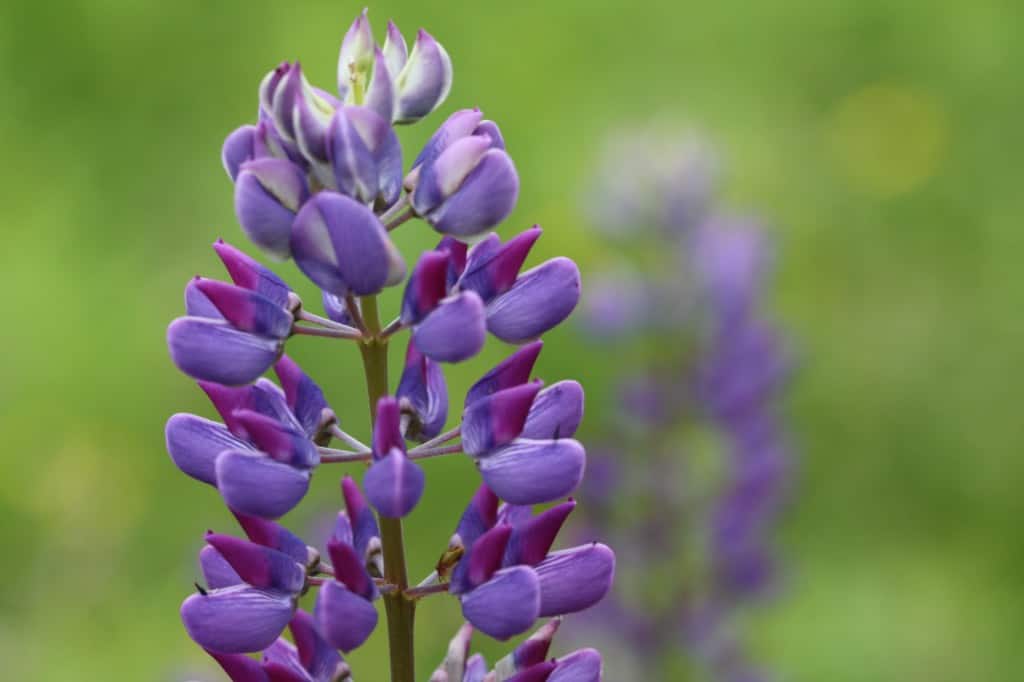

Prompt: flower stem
xmin=357 ymin=294 xmax=415 ymax=682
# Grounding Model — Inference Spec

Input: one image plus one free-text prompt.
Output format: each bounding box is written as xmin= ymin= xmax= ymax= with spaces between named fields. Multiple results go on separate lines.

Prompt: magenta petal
xmin=327 ymin=539 xmax=377 ymax=600
xmin=363 ymin=449 xmax=425 ymax=518
xmin=195 ymin=278 xmax=293 ymax=339
xmin=508 ymin=662 xmax=557 ymax=682
xmin=206 ymin=650 xmax=271 ymax=682
xmin=460 ymin=566 xmax=540 ymax=640
xmin=181 ymin=585 xmax=295 ymax=654
xmin=313 ymin=581 xmax=378 ymax=652
xmin=465 ymin=524 xmax=513 ymax=589
xmin=464 ymin=341 xmax=543 ymax=407
xmin=504 ymin=500 xmax=576 ymax=567
xmin=400 ymin=250 xmax=450 ymax=325
xmin=549 ymin=648 xmax=603 ymax=682
xmin=342 ymin=477 xmax=381 ymax=564
xmin=233 ymin=512 xmax=312 ymax=567
xmin=535 ymin=544 xmax=615 ymax=617
xmin=165 ymin=413 xmax=252 ymax=485
xmin=288 ymin=610 xmax=350 ymax=682
xmin=185 ymin=277 xmax=225 ymax=319
xmin=205 ymin=533 xmax=306 ymax=594
xmin=478 ymin=439 xmax=586 ymax=505
xmin=200 ymin=546 xmax=244 ymax=589
xmin=412 ymin=291 xmax=486 ymax=363
xmin=520 ymin=380 xmax=584 ymax=440
xmin=486 ymin=258 xmax=581 ymax=343
xmin=168 ymin=317 xmax=282 ymax=386
xmin=231 ymin=409 xmax=319 ymax=469
xmin=510 ymin=619 xmax=561 ymax=671
xmin=462 ymin=381 xmax=542 ymax=456
xmin=453 ymin=484 xmax=500 ymax=552
xmin=273 ymin=354 xmax=335 ymax=440
xmin=372 ymin=396 xmax=404 ymax=458
xmin=216 ymin=451 xmax=311 ymax=519
xmin=458 ymin=226 xmax=542 ymax=303
xmin=213 ymin=240 xmax=293 ymax=308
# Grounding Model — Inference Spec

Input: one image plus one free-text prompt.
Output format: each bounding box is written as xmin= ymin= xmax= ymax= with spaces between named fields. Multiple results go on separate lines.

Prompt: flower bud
xmin=234 ymin=158 xmax=309 ymax=259
xmin=212 ymin=240 xmax=293 ymax=308
xmin=194 ymin=278 xmax=294 ymax=340
xmin=222 ymin=125 xmax=259 ymax=181
xmin=327 ymin=106 xmax=403 ymax=209
xmin=462 ymin=381 xmax=543 ymax=456
xmin=393 ymin=29 xmax=453 ymax=124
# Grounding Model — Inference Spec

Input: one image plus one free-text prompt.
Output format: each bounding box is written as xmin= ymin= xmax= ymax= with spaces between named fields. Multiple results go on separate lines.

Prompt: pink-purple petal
xmin=486 ymin=258 xmax=581 ymax=343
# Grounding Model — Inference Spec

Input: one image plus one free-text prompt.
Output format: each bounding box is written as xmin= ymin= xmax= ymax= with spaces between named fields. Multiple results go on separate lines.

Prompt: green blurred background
xmin=1 ymin=0 xmax=1020 ymax=679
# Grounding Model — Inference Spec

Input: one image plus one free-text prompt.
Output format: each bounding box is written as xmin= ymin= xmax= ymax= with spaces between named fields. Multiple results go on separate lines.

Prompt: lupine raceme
xmin=165 ymin=10 xmax=612 ymax=682
xmin=569 ymin=129 xmax=795 ymax=681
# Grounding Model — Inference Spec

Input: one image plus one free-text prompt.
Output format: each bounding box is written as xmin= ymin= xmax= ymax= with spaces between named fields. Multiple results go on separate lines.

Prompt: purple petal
xmin=512 ymin=618 xmax=561 ymax=671
xmin=165 ymin=413 xmax=252 ymax=485
xmin=342 ymin=477 xmax=381 ymax=567
xmin=181 ymin=585 xmax=295 ymax=654
xmin=332 ymin=511 xmax=354 ymax=548
xmin=185 ymin=277 xmax=225 ymax=319
xmin=363 ymin=449 xmax=425 ymax=518
xmin=463 ymin=654 xmax=488 ymax=682
xmin=423 ymin=149 xmax=519 ymax=238
xmin=207 ymin=650 xmax=271 ymax=682
xmin=235 ymin=158 xmax=309 ymax=259
xmin=327 ymin=538 xmax=377 ymax=600
xmin=411 ymin=109 xmax=483 ymax=171
xmin=363 ymin=48 xmax=396 ymax=123
xmin=401 ymin=250 xmax=450 ymax=325
xmin=478 ymin=439 xmax=586 ymax=505
xmin=293 ymin=74 xmax=334 ymax=169
xmin=458 ymin=226 xmax=542 ymax=303
xmin=472 ymin=120 xmax=506 ymax=150
xmin=412 ymin=291 xmax=486 ymax=363
xmin=288 ymin=610 xmax=350 ymax=682
xmin=262 ymin=660 xmax=310 ymax=682
xmin=233 ymin=512 xmax=312 ymax=567
xmin=434 ymin=622 xmax=473 ymax=682
xmin=223 ymin=125 xmax=259 ymax=182
xmin=382 ymin=20 xmax=408 ymax=75
xmin=435 ymin=236 xmax=468 ymax=286
xmin=274 ymin=355 xmax=335 ymax=441
xmin=520 ymin=381 xmax=584 ymax=440
xmin=504 ymin=500 xmax=576 ymax=567
xmin=231 ymin=409 xmax=318 ymax=469
xmin=462 ymin=382 xmax=542 ymax=456
xmin=290 ymin=192 xmax=404 ymax=296
xmin=394 ymin=29 xmax=452 ymax=124
xmin=413 ymin=135 xmax=492 ymax=215
xmin=453 ymin=484 xmax=500 ymax=552
xmin=336 ymin=9 xmax=375 ymax=99
xmin=460 ymin=566 xmax=540 ymax=640
xmin=345 ymin=105 xmax=404 ymax=208
xmin=268 ymin=62 xmax=302 ymax=140
xmin=216 ymin=451 xmax=311 ymax=519
xmin=168 ymin=318 xmax=282 ymax=386
xmin=486 ymin=258 xmax=581 ymax=343
xmin=464 ymin=341 xmax=543 ymax=407
xmin=195 ymin=278 xmax=294 ymax=339
xmin=534 ymin=544 xmax=615 ymax=617
xmin=198 ymin=380 xmax=288 ymax=437
xmin=205 ymin=533 xmax=306 ymax=594
xmin=200 ymin=545 xmax=244 ymax=589
xmin=507 ymin=662 xmax=557 ymax=682
xmin=213 ymin=240 xmax=293 ymax=308
xmin=313 ymin=581 xmax=378 ymax=652
xmin=372 ymin=396 xmax=405 ymax=458
xmin=549 ymin=649 xmax=602 ymax=682
xmin=321 ymin=290 xmax=355 ymax=325
xmin=327 ymin=107 xmax=379 ymax=204
xmin=396 ymin=340 xmax=449 ymax=442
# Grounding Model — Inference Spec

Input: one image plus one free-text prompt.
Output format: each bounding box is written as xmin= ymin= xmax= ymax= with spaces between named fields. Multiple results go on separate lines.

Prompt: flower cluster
xmin=571 ymin=130 xmax=794 ymax=681
xmin=164 ymin=11 xmax=611 ymax=681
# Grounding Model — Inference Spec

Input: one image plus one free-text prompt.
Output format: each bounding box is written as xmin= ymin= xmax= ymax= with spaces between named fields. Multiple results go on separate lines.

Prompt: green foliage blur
xmin=0 ymin=0 xmax=1019 ymax=680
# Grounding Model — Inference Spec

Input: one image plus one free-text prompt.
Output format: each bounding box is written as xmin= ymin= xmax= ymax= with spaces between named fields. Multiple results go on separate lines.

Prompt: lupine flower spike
xmin=166 ymin=9 xmax=611 ymax=682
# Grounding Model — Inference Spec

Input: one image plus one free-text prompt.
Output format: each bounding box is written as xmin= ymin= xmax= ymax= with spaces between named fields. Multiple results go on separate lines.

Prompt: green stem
xmin=357 ymin=295 xmax=416 ymax=682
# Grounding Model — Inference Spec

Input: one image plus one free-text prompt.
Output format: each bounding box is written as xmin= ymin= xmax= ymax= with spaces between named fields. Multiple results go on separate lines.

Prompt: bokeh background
xmin=1 ymin=1 xmax=1020 ymax=680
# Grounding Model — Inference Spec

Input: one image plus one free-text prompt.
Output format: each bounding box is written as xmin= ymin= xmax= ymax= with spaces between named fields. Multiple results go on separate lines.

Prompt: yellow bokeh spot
xmin=826 ymin=84 xmax=948 ymax=197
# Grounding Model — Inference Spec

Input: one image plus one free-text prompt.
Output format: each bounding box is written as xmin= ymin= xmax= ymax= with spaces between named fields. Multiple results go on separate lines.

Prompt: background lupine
xmin=568 ymin=129 xmax=795 ymax=681
xmin=164 ymin=10 xmax=611 ymax=682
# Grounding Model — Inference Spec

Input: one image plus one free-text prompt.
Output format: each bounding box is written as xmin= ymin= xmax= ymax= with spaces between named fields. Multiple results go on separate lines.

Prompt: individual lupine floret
xmin=462 ymin=346 xmax=586 ymax=504
xmin=313 ymin=504 xmax=380 ymax=652
xmin=165 ymin=372 xmax=325 ymax=518
xmin=447 ymin=491 xmax=614 ymax=639
xmin=290 ymin=191 xmax=406 ymax=297
xmin=326 ymin=105 xmax=403 ymax=209
xmin=396 ymin=339 xmax=448 ymax=441
xmin=362 ymin=396 xmax=425 ymax=517
xmin=181 ymin=531 xmax=307 ymax=653
xmin=407 ymin=109 xmax=519 ymax=239
xmin=341 ymin=476 xmax=384 ymax=577
xmin=454 ymin=227 xmax=581 ymax=343
xmin=168 ymin=241 xmax=302 ymax=386
xmin=401 ymin=249 xmax=487 ymax=362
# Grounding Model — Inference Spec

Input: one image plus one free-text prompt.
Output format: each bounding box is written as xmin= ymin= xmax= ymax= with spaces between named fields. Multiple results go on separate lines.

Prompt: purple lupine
xmin=166 ymin=10 xmax=611 ymax=682
xmin=568 ymin=130 xmax=794 ymax=681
